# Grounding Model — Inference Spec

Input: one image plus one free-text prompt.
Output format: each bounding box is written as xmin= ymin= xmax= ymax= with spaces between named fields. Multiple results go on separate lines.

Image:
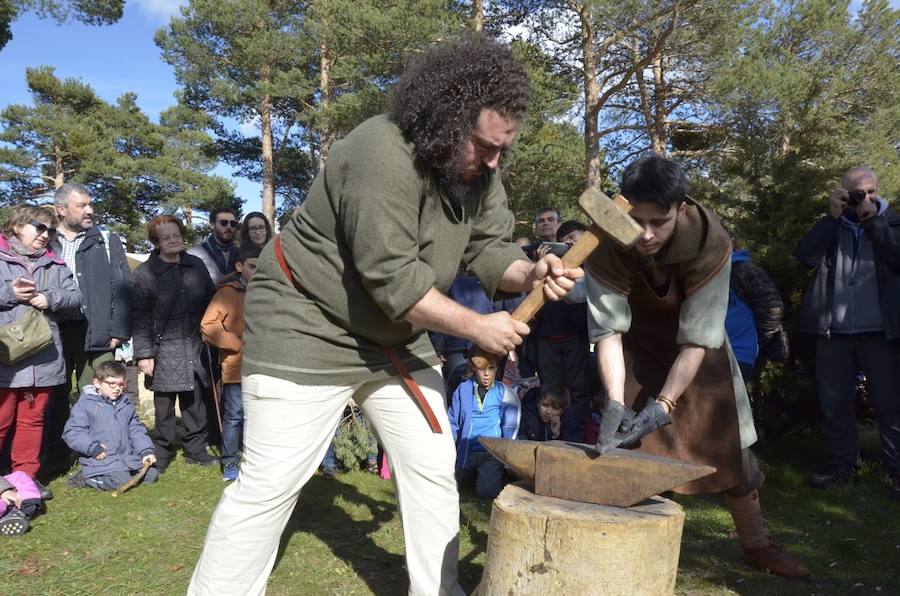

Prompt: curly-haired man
xmin=189 ymin=35 xmax=582 ymax=595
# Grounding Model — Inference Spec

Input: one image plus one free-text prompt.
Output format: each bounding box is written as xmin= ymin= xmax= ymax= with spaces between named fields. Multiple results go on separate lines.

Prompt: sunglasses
xmin=30 ymin=221 xmax=57 ymax=237
xmin=217 ymin=219 xmax=239 ymax=228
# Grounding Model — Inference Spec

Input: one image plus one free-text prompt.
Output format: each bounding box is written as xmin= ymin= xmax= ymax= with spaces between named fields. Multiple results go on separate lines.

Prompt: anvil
xmin=479 ymin=437 xmax=715 ymax=508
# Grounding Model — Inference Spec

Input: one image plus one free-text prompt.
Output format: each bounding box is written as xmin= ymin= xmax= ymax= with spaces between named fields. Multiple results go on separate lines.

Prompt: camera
xmin=846 ymin=190 xmax=867 ymax=208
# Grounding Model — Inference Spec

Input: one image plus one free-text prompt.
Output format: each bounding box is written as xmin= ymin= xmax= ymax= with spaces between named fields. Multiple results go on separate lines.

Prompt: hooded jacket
xmin=796 ymin=198 xmax=900 ymax=339
xmin=0 ymin=234 xmax=82 ymax=388
xmin=63 ymin=384 xmax=155 ymax=478
xmin=448 ymin=379 xmax=520 ymax=469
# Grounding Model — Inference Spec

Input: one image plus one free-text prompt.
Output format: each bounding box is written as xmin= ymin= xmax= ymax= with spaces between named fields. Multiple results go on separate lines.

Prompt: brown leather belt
xmin=273 ymin=233 xmax=442 ymax=434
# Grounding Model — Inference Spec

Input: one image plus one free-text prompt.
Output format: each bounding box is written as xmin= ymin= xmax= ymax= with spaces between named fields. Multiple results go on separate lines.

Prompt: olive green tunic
xmin=242 ymin=115 xmax=526 ymax=386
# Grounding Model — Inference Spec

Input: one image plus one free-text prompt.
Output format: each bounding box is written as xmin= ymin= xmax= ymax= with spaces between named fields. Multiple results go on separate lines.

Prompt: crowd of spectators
xmin=1 ymin=163 xmax=896 ymax=539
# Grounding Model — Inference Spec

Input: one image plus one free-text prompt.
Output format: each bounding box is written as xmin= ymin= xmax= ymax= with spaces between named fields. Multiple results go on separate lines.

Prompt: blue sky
xmin=0 ymin=0 xmax=264 ymax=213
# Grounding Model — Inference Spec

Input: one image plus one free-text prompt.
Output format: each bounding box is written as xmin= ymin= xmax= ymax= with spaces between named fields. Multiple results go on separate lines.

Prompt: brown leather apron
xmin=622 ymin=270 xmax=743 ymax=494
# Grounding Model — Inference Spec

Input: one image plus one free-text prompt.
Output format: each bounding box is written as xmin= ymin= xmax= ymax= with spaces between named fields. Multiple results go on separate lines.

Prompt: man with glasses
xmin=189 ymin=207 xmax=239 ymax=284
xmin=45 ymin=183 xmax=132 ymax=475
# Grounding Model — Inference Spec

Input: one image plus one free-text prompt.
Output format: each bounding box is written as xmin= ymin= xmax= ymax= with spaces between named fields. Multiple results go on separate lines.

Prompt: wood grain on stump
xmin=478 ymin=482 xmax=685 ymax=596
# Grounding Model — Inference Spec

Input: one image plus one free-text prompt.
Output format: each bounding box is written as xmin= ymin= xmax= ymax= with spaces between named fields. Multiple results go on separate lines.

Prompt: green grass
xmin=2 ymin=426 xmax=899 ymax=595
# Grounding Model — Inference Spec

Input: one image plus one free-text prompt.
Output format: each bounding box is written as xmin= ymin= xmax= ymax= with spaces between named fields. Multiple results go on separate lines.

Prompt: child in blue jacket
xmin=448 ymin=356 xmax=519 ymax=499
xmin=63 ymin=361 xmax=158 ymax=491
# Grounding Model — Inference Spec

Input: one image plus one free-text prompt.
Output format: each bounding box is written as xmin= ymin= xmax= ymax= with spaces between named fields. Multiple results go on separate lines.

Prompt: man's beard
xmin=434 ymin=154 xmax=487 ymax=211
xmin=66 ymin=215 xmax=91 ymax=232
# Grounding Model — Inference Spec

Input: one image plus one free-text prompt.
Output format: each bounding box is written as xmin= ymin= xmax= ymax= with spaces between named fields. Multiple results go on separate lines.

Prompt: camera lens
xmin=847 ymin=190 xmax=866 ymax=207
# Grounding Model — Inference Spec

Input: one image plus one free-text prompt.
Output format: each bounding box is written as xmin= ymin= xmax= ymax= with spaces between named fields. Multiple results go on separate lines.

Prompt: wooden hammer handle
xmin=469 ymin=195 xmax=633 ymax=367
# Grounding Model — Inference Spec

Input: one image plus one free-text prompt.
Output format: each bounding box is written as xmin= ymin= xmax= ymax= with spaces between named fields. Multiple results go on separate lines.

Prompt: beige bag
xmin=0 ymin=269 xmax=52 ymax=364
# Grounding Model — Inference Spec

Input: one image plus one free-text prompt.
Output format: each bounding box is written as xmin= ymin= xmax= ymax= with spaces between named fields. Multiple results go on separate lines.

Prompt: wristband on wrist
xmin=656 ymin=395 xmax=677 ymax=412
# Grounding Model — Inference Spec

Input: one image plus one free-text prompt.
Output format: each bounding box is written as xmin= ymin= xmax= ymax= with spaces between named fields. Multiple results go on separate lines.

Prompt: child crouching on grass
xmin=0 ymin=471 xmax=43 ymax=536
xmin=200 ymin=243 xmax=260 ymax=482
xmin=63 ymin=361 xmax=158 ymax=491
xmin=448 ymin=355 xmax=519 ymax=499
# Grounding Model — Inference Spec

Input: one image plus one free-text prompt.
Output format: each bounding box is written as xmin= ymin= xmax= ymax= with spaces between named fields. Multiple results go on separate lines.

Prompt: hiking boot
xmin=33 ymin=479 xmax=53 ymax=501
xmin=322 ymin=466 xmax=338 ymax=479
xmin=184 ymin=452 xmax=219 ymax=467
xmin=809 ymin=467 xmax=858 ymax=489
xmin=743 ymin=542 xmax=811 ymax=578
xmin=66 ymin=469 xmax=86 ymax=489
xmin=222 ymin=462 xmax=239 ymax=482
xmin=891 ymin=475 xmax=900 ymax=501
xmin=0 ymin=510 xmax=30 ymax=536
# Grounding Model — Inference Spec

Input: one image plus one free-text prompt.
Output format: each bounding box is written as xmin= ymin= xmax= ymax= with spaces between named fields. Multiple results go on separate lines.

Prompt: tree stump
xmin=478 ymin=482 xmax=685 ymax=595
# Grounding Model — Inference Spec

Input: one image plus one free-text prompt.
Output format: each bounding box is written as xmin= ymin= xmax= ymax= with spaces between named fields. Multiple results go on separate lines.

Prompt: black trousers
xmin=534 ymin=334 xmax=593 ymax=440
xmin=153 ymin=376 xmax=210 ymax=462
xmin=815 ymin=333 xmax=900 ymax=477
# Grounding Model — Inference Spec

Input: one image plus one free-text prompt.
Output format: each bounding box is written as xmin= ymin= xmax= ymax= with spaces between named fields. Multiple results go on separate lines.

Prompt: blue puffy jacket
xmin=448 ymin=379 xmax=519 ymax=469
xmin=63 ymin=385 xmax=155 ymax=478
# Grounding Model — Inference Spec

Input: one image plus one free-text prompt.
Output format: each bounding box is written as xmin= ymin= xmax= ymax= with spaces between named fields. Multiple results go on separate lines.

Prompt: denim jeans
xmin=220 ymin=383 xmax=244 ymax=465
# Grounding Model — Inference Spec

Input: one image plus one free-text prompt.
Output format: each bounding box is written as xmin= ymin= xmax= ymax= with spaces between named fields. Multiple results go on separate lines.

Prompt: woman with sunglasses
xmin=238 ymin=212 xmax=272 ymax=249
xmin=0 ymin=205 xmax=82 ymax=493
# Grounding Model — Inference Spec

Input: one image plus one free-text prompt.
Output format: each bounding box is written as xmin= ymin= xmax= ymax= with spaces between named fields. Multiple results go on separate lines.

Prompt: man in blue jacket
xmin=45 ymin=183 xmax=132 ymax=471
xmin=795 ymin=167 xmax=900 ymax=500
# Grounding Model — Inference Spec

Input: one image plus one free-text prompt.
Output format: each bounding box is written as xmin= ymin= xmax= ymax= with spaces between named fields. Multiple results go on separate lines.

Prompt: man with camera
xmin=796 ymin=167 xmax=900 ymax=500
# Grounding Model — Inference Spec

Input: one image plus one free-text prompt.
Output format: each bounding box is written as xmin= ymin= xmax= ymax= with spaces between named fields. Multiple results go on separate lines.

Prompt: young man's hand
xmin=96 ymin=444 xmax=108 ymax=460
xmin=142 ymin=454 xmax=157 ymax=465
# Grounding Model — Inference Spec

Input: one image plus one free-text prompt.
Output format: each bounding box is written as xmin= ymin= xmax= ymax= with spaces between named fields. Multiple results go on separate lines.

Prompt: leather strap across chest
xmin=273 ymin=234 xmax=442 ymax=434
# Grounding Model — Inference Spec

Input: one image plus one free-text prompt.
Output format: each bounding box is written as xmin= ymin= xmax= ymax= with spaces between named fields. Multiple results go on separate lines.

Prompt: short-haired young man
xmin=188 ymin=207 xmax=239 ymax=284
xmin=586 ymin=155 xmax=809 ymax=577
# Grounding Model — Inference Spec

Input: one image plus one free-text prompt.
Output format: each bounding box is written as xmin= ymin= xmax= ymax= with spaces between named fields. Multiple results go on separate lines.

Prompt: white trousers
xmin=188 ymin=367 xmax=465 ymax=596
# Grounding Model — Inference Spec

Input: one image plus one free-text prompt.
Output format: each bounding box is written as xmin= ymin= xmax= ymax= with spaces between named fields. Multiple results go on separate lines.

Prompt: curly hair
xmin=390 ymin=34 xmax=530 ymax=177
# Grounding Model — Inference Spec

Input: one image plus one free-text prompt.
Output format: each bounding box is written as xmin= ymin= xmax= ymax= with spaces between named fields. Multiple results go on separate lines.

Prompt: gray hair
xmin=54 ymin=182 xmax=91 ymax=207
xmin=842 ymin=167 xmax=878 ymax=188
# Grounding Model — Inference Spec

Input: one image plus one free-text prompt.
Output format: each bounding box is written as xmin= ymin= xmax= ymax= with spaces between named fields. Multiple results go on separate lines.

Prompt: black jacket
xmin=795 ymin=206 xmax=900 ymax=340
xmin=51 ymin=227 xmax=132 ymax=351
xmin=132 ymin=251 xmax=215 ymax=392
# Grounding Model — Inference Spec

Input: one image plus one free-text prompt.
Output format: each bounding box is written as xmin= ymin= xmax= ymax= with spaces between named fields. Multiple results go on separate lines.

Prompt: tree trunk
xmin=651 ymin=52 xmax=667 ymax=155
xmin=54 ymin=145 xmax=64 ymax=189
xmin=317 ymin=38 xmax=334 ymax=171
xmin=477 ymin=483 xmax=685 ymax=595
xmin=577 ymin=3 xmax=602 ymax=188
xmin=472 ymin=0 xmax=484 ymax=32
xmin=260 ymin=65 xmax=276 ymax=226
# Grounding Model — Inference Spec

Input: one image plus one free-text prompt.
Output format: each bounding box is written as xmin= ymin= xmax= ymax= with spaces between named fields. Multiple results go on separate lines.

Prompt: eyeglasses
xmin=101 ymin=380 xmax=126 ymax=388
xmin=217 ymin=220 xmax=239 ymax=228
xmin=248 ymin=225 xmax=267 ymax=232
xmin=30 ymin=221 xmax=57 ymax=237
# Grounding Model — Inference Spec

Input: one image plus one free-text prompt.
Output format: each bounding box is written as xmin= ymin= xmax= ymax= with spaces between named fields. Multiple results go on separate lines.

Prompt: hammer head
xmin=578 ymin=188 xmax=642 ymax=247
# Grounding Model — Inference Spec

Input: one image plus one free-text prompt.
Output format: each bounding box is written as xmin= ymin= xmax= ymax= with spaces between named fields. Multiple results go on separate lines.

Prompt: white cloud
xmin=135 ymin=0 xmax=186 ymax=22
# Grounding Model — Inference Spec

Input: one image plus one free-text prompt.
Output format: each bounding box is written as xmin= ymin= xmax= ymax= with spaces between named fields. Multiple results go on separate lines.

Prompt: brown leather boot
xmin=743 ymin=542 xmax=811 ymax=578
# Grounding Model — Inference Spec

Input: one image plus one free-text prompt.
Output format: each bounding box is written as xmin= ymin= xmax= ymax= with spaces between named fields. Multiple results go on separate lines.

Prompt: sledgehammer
xmin=470 ymin=189 xmax=641 ymax=369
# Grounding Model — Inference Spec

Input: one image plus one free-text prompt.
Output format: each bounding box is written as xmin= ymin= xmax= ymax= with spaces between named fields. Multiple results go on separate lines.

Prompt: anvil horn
xmin=479 ymin=437 xmax=716 ymax=508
